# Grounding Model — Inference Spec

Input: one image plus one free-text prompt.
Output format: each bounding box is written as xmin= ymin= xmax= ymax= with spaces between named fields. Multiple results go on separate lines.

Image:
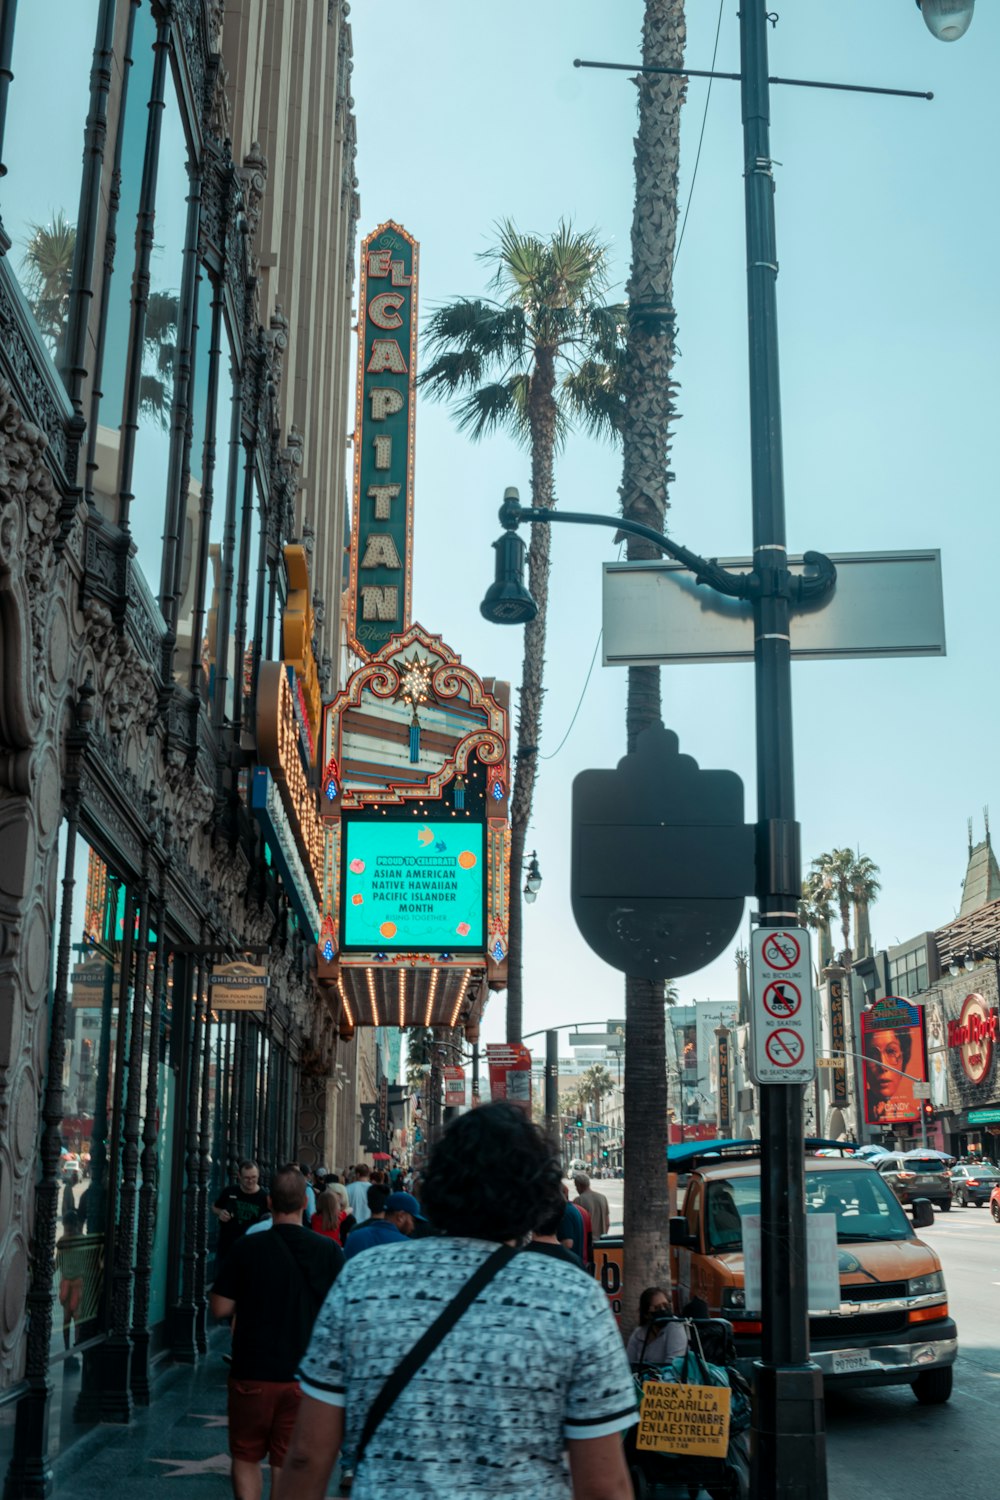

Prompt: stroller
xmin=624 ymin=1316 xmax=751 ymax=1500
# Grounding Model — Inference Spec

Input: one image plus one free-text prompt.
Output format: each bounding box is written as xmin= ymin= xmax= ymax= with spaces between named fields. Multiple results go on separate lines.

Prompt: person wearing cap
xmin=383 ymin=1191 xmax=425 ymax=1239
xmin=341 ymin=1186 xmax=416 ymax=1260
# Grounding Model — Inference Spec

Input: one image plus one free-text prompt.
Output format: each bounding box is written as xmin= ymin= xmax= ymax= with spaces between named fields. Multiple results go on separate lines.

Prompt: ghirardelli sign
xmin=947 ymin=992 xmax=999 ymax=1086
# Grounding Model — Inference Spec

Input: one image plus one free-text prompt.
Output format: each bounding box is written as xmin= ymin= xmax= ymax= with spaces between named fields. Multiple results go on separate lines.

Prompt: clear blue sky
xmin=351 ymin=2 xmax=999 ymax=1049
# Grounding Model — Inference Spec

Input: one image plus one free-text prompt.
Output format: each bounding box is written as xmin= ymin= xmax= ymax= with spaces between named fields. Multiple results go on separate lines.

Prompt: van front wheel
xmin=913 ymin=1366 xmax=953 ymax=1405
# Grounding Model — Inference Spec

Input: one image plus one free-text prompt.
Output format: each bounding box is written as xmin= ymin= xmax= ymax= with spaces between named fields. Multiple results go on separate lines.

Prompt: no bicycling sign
xmin=749 ymin=927 xmax=816 ymax=1084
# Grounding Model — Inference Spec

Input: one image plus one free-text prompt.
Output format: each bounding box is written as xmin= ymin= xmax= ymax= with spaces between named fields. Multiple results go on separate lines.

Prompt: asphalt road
xmin=599 ymin=1181 xmax=998 ymax=1499
xmin=825 ymin=1204 xmax=999 ymax=1500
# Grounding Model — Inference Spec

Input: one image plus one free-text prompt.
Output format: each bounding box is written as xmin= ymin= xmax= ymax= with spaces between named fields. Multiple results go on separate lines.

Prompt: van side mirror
xmin=911 ymin=1197 xmax=935 ymax=1230
xmin=669 ymin=1215 xmax=697 ymax=1248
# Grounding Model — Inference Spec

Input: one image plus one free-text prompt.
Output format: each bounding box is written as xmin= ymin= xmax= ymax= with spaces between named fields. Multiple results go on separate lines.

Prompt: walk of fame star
xmin=151 ymin=1453 xmax=258 ymax=1478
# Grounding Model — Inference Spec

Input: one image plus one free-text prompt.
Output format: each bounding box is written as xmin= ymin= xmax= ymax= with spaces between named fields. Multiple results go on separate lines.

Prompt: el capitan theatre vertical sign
xmin=349 ymin=223 xmax=418 ymax=658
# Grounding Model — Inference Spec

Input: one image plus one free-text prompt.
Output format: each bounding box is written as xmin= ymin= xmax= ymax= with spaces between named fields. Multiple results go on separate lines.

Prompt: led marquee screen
xmin=341 ymin=820 xmax=485 ymax=952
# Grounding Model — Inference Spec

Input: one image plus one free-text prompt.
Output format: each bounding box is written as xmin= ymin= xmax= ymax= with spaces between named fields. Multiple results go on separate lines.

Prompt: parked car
xmin=875 ymin=1153 xmax=952 ymax=1212
xmin=988 ymin=1180 xmax=1000 ymax=1223
xmin=667 ymin=1145 xmax=956 ymax=1403
xmin=60 ymin=1153 xmax=81 ymax=1184
xmin=950 ymin=1162 xmax=1000 ymax=1208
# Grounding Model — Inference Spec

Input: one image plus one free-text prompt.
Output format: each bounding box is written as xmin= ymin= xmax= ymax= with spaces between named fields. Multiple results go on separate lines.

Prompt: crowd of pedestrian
xmin=209 ymin=1112 xmax=637 ymax=1500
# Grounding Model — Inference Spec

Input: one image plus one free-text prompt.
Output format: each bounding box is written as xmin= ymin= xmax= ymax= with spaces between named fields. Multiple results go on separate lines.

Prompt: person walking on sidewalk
xmin=211 ymin=1165 xmax=343 ymax=1500
xmin=212 ymin=1161 xmax=270 ymax=1268
xmin=345 ymin=1165 xmax=371 ymax=1225
xmin=573 ymin=1173 xmax=610 ymax=1242
xmin=281 ymin=1103 xmax=637 ymax=1500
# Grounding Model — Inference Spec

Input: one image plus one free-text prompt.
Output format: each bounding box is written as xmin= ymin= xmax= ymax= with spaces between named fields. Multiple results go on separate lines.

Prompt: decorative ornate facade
xmin=0 ymin=1 xmax=360 ymax=1489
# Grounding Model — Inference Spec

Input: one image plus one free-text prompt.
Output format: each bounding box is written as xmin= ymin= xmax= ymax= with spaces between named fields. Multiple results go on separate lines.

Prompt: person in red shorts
xmin=211 ymin=1164 xmax=343 ymax=1500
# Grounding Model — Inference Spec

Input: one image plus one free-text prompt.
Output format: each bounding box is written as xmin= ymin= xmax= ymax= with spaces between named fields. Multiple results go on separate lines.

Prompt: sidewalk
xmin=51 ymin=1336 xmax=340 ymax=1500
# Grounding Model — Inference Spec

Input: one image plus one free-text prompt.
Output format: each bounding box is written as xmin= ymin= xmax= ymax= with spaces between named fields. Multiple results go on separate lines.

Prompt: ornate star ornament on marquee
xmin=396 ymin=649 xmax=433 ymax=761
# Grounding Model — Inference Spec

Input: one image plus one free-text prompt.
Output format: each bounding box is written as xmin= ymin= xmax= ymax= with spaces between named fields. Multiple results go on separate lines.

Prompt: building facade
xmin=0 ymin=1 xmax=361 ymax=1490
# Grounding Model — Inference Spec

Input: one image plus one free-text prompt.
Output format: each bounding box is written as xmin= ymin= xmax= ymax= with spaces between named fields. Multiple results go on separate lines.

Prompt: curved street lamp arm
xmin=499 ymin=493 xmax=837 ymax=607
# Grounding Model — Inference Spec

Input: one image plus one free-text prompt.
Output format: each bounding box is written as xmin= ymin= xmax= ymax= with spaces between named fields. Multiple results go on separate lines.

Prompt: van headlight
xmin=907 ymin=1271 xmax=945 ymax=1298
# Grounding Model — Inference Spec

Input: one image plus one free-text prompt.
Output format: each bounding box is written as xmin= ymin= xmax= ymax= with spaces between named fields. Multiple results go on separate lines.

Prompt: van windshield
xmin=704 ymin=1167 xmax=914 ymax=1252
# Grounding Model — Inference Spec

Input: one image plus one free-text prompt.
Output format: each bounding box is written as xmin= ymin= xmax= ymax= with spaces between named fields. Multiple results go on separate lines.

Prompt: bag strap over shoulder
xmin=354 ymin=1243 xmax=517 ymax=1470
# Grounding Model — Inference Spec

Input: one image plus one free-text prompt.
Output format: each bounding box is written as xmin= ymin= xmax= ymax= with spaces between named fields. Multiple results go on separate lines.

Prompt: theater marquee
xmin=348 ymin=222 xmax=418 ymax=658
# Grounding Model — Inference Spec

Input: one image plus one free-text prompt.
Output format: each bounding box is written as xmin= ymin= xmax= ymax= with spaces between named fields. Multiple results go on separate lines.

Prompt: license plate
xmin=831 ymin=1352 xmax=875 ymax=1375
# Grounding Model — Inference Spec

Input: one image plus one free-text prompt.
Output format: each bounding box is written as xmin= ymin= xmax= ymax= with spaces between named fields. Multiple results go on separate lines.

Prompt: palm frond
xmin=561 ymin=360 xmax=627 ymax=442
xmin=138 ymin=374 xmax=172 ymax=430
xmin=453 ymin=380 xmax=529 ymax=445
xmin=419 ymin=346 xmax=488 ymax=397
xmin=422 ymin=298 xmax=526 ymax=363
xmin=580 ymin=302 xmax=629 ymax=361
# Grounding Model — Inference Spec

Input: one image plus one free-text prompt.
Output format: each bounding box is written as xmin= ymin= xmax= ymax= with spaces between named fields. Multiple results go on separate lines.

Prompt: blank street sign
xmin=603 ymin=550 xmax=945 ymax=666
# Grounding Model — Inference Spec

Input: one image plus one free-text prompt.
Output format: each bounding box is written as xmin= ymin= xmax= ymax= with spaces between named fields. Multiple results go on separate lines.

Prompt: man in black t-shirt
xmin=212 ymin=1160 xmax=270 ymax=1264
xmin=211 ymin=1164 xmax=343 ymax=1500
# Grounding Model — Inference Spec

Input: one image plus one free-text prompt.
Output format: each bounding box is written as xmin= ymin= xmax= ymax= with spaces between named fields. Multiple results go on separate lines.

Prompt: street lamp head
xmin=523 ymin=886 xmax=537 ymax=904
xmin=916 ymin=0 xmax=974 ymax=42
xmin=525 ymin=851 xmax=543 ymax=894
xmin=480 ymin=530 xmax=537 ymax=624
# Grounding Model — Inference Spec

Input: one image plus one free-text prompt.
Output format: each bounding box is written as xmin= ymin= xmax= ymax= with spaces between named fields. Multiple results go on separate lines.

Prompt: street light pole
xmin=739 ymin=9 xmax=825 ymax=1498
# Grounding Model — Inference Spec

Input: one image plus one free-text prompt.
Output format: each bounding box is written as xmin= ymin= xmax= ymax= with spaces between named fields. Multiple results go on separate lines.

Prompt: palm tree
xmin=578 ymin=1063 xmax=616 ymax=1124
xmin=404 ymin=1027 xmax=434 ymax=1091
xmin=806 ymin=848 xmax=881 ymax=966
xmin=139 ymin=288 xmax=180 ymax=430
xmin=20 ymin=213 xmax=76 ymax=356
xmin=420 ymin=221 xmax=627 ymax=1044
xmin=616 ymin=0 xmax=687 ymax=1336
xmin=799 ymin=868 xmax=836 ymax=971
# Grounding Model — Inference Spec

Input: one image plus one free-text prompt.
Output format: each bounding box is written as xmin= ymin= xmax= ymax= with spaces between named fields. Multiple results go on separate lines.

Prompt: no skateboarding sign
xmin=750 ymin=927 xmax=816 ymax=1084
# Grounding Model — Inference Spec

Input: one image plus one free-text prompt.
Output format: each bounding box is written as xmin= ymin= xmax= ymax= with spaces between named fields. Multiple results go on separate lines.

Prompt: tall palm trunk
xmin=620 ymin=0 xmax=686 ymax=1336
xmin=507 ymin=351 xmax=558 ymax=1042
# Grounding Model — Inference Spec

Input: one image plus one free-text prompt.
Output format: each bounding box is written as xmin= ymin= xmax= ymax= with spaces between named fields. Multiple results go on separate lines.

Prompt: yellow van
xmin=668 ymin=1147 xmax=957 ymax=1404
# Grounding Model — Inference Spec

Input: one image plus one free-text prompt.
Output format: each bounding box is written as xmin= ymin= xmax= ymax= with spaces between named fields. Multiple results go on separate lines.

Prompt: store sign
xmin=349 ymin=222 xmax=418 ymax=657
xmin=341 ymin=818 xmax=484 ymax=952
xmin=717 ymin=1032 xmax=731 ymax=1136
xmin=71 ymin=959 xmax=117 ymax=1008
xmin=251 ymin=767 xmax=321 ymax=939
xmin=486 ymin=1043 xmax=532 ymax=1111
xmin=360 ymin=1103 xmax=383 ymax=1152
xmin=256 ymin=660 xmax=325 ymax=925
xmin=444 ymin=1066 xmax=466 ymax=1107
xmin=209 ymin=961 xmax=269 ymax=1011
xmin=828 ymin=977 xmax=849 ymax=1107
xmin=860 ymin=997 xmax=927 ymax=1127
xmin=947 ymin=992 xmax=998 ymax=1086
xmin=281 ymin=544 xmax=322 ymax=765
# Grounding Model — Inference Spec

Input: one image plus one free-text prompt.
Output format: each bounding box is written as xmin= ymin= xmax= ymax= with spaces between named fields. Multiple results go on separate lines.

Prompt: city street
xmin=826 ymin=1207 xmax=999 ymax=1500
xmin=594 ymin=1178 xmax=998 ymax=1498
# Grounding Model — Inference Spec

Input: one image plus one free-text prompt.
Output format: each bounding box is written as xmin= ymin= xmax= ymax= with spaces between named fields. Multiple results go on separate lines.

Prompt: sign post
xmin=749 ymin=929 xmax=816 ymax=1086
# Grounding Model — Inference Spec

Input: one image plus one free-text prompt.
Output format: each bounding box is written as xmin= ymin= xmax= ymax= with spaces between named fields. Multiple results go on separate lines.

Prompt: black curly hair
xmin=420 ymin=1101 xmax=564 ymax=1242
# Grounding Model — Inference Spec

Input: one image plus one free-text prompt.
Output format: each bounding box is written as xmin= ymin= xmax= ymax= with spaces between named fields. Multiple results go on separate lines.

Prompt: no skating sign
xmin=749 ymin=927 xmax=816 ymax=1084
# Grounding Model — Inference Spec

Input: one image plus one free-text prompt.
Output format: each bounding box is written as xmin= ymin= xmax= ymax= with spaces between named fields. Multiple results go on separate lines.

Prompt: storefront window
xmin=49 ymin=839 xmax=124 ymax=1381
xmin=205 ymin=346 xmax=241 ymax=719
xmin=2 ymin=1 xmax=99 ymax=374
xmin=173 ymin=268 xmax=212 ymax=687
xmin=89 ymin=1 xmax=155 ymax=524
xmin=127 ymin=62 xmax=187 ymax=599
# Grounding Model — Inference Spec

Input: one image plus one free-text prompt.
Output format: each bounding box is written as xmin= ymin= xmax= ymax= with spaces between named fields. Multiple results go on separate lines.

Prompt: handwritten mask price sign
xmin=636 ymin=1380 xmax=731 ymax=1458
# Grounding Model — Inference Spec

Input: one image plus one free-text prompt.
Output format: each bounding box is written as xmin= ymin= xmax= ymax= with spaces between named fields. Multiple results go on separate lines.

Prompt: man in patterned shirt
xmin=281 ymin=1103 xmax=636 ymax=1499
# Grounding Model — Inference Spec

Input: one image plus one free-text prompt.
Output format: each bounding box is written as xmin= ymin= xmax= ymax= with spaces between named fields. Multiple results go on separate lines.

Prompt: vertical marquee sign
xmin=349 ymin=222 xmax=418 ymax=658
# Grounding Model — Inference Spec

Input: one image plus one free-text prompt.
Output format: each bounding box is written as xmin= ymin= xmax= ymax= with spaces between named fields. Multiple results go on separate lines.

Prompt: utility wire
xmin=539 ymin=626 xmax=603 ymax=762
xmin=675 ymin=0 xmax=726 ymax=267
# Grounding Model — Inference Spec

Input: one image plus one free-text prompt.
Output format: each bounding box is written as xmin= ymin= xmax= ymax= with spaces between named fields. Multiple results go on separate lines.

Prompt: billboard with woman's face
xmin=861 ymin=997 xmax=927 ymax=1126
